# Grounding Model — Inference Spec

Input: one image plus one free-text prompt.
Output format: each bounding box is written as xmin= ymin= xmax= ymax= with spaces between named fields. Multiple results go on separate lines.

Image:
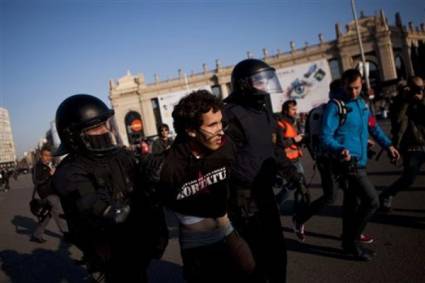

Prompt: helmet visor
xmin=250 ymin=70 xmax=283 ymax=94
xmin=80 ymin=118 xmax=119 ymax=152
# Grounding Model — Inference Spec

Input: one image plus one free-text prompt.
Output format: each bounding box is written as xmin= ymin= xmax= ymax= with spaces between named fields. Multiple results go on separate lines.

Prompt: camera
xmin=102 ymin=201 xmax=131 ymax=224
xmin=367 ymin=148 xmax=376 ymax=159
xmin=339 ymin=156 xmax=358 ymax=176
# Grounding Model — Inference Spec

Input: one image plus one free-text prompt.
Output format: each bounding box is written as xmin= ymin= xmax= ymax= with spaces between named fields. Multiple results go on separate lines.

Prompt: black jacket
xmin=33 ymin=161 xmax=54 ymax=198
xmin=53 ymin=148 xmax=167 ymax=260
xmin=224 ymin=91 xmax=276 ymax=186
xmin=151 ymin=137 xmax=174 ymax=154
xmin=392 ymin=98 xmax=425 ymax=151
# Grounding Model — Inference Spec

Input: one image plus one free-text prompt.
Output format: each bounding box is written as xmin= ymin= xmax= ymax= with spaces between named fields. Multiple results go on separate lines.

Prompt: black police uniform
xmin=224 ymin=59 xmax=287 ymax=283
xmin=53 ymin=94 xmax=167 ymax=283
xmin=54 ymin=148 xmax=166 ymax=282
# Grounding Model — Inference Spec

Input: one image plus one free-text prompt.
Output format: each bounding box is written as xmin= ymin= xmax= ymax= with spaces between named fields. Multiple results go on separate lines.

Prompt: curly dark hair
xmin=172 ymin=90 xmax=223 ymax=136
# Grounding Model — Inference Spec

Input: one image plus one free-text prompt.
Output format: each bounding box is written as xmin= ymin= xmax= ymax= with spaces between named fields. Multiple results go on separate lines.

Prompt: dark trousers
xmin=342 ymin=169 xmax=379 ymax=247
xmin=239 ymin=212 xmax=287 ymax=283
xmin=104 ymin=257 xmax=148 ymax=283
xmin=181 ymin=239 xmax=245 ymax=283
xmin=229 ymin=160 xmax=287 ymax=283
xmin=231 ymin=160 xmax=287 ymax=283
xmin=381 ymin=151 xmax=425 ymax=199
xmin=33 ymin=194 xmax=68 ymax=239
xmin=295 ymin=157 xmax=340 ymax=224
xmin=88 ymin=227 xmax=151 ymax=283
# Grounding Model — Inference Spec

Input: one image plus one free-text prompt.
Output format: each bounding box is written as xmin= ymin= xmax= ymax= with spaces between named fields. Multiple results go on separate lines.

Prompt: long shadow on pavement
xmin=148 ymin=260 xmax=184 ymax=283
xmin=368 ymin=170 xmax=424 ymax=176
xmin=285 ymin=239 xmax=358 ymax=261
xmin=281 ymin=202 xmax=425 ymax=231
xmin=375 ymin=185 xmax=425 ymax=193
xmin=11 ymin=215 xmax=63 ymax=239
xmin=306 ymin=184 xmax=425 ymax=192
xmin=392 ymin=208 xmax=425 ymax=213
xmin=282 ymin=227 xmax=341 ymax=242
xmin=0 ymin=248 xmax=184 ymax=283
xmin=313 ymin=205 xmax=425 ymax=230
xmin=0 ymin=247 xmax=88 ymax=283
xmin=4 ymin=214 xmax=184 ymax=283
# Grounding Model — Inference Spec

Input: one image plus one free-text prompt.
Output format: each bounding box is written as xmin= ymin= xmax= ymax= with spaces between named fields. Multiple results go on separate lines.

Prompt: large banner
xmin=273 ymin=59 xmax=332 ymax=113
xmin=157 ymin=85 xmax=212 ymax=135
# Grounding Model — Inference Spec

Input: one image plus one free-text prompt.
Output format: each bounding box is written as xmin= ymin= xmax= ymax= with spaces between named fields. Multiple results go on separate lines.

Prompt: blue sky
xmin=0 ymin=0 xmax=424 ymax=158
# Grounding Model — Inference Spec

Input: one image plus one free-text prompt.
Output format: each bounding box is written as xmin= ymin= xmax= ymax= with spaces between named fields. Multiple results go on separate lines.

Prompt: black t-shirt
xmin=158 ymin=137 xmax=235 ymax=218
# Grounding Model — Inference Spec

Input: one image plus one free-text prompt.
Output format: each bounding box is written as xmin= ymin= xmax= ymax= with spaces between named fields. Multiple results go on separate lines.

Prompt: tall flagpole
xmin=351 ymin=0 xmax=370 ymax=90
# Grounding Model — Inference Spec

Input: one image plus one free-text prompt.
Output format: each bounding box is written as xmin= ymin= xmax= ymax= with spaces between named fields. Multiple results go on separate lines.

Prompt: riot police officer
xmin=224 ymin=59 xmax=288 ymax=283
xmin=53 ymin=94 xmax=167 ymax=282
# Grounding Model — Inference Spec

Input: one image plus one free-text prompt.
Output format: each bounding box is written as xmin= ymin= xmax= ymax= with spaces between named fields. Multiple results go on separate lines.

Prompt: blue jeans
xmin=342 ymin=168 xmax=379 ymax=247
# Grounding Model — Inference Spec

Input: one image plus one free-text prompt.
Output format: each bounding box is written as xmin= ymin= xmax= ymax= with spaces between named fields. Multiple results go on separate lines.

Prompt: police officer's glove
xmin=236 ymin=190 xmax=258 ymax=218
xmin=140 ymin=154 xmax=164 ymax=184
xmin=102 ymin=201 xmax=131 ymax=224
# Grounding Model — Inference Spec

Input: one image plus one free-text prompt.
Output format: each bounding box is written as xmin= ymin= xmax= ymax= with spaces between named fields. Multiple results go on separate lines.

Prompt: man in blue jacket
xmin=321 ymin=69 xmax=399 ymax=261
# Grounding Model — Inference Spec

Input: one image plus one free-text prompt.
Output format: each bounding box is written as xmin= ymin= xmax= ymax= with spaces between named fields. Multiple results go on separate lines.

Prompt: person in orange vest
xmin=276 ymin=99 xmax=309 ymax=241
xmin=277 ymin=100 xmax=304 ymax=162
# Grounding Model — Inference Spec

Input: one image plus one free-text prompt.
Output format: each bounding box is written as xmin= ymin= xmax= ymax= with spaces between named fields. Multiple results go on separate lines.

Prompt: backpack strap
xmin=331 ymin=99 xmax=348 ymax=126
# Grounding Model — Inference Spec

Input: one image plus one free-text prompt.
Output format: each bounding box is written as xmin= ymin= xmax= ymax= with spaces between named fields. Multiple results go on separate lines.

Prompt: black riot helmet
xmin=55 ymin=94 xmax=117 ymax=155
xmin=231 ymin=59 xmax=283 ymax=96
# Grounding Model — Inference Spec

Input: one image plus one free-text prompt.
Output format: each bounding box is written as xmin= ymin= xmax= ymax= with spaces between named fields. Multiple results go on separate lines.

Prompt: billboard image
xmin=273 ymin=59 xmax=332 ymax=113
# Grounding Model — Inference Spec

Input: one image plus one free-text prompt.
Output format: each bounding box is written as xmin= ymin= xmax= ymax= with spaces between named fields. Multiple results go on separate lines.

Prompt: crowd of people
xmin=25 ymin=58 xmax=424 ymax=282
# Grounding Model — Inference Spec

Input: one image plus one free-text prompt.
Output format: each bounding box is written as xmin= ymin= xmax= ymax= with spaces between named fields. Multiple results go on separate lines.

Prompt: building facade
xmin=109 ymin=11 xmax=425 ymax=146
xmin=0 ymin=107 xmax=17 ymax=168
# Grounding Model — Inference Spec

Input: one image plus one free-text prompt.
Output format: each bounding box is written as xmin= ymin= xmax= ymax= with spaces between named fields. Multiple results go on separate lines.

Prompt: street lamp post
xmin=351 ymin=0 xmax=371 ymax=90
